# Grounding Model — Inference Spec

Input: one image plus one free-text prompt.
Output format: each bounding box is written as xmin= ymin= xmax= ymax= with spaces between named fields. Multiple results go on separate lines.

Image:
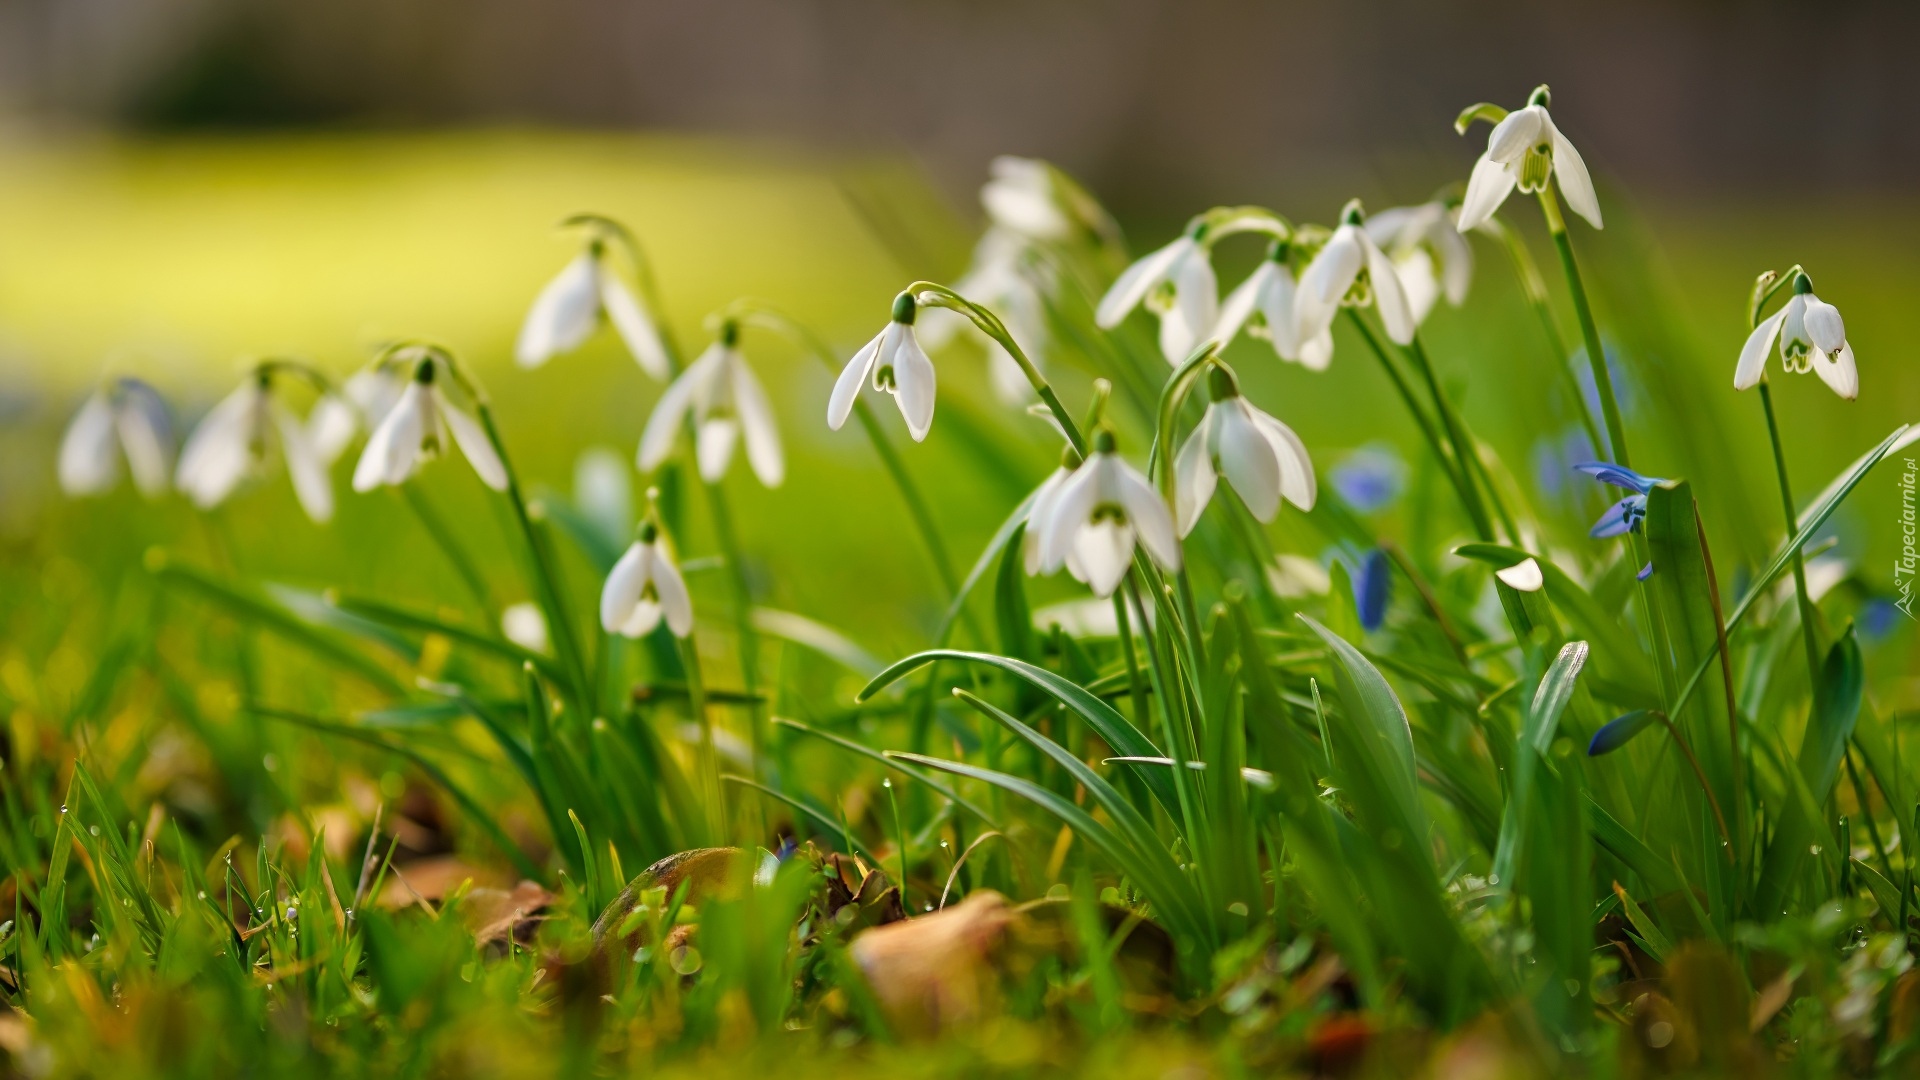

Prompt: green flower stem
xmin=677 ymin=633 xmax=725 ymax=845
xmin=1112 ymin=592 xmax=1149 ymax=731
xmin=1405 ymin=333 xmax=1509 ymax=543
xmin=398 ymin=483 xmax=493 ymax=617
xmin=1345 ymin=311 xmax=1489 ymax=540
xmin=907 ymin=281 xmax=1087 ymax=457
xmin=1537 ymin=186 xmax=1631 ymax=469
xmin=1482 ymin=215 xmax=1606 ymax=458
xmin=474 ymin=401 xmax=593 ymax=711
xmin=1758 ymin=378 xmax=1824 ymax=698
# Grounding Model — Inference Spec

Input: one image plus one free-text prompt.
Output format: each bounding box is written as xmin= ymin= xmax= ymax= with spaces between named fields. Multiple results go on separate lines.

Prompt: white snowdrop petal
xmin=1395 ymin=249 xmax=1441 ymax=328
xmin=438 ymin=392 xmax=509 ymax=491
xmin=306 ymin=394 xmax=359 ymax=467
xmin=891 ymin=328 xmax=937 ymax=442
xmin=1076 ymin=519 xmax=1134 ymax=599
xmin=1364 ymin=234 xmax=1418 ymax=345
xmin=272 ymin=405 xmax=334 ymax=523
xmin=1301 ymin=227 xmax=1364 ymax=307
xmin=1434 ymin=213 xmax=1474 ymax=306
xmin=59 ymin=393 xmax=121 ymax=496
xmin=1812 ymin=342 xmax=1859 ymax=400
xmin=1486 ymin=105 xmax=1545 ymax=164
xmin=1040 ymin=464 xmax=1101 ymax=573
xmin=600 ymin=274 xmax=672 ymax=380
xmin=1550 ymin=126 xmax=1604 ymax=230
xmin=1298 ymin=329 xmax=1335 ymax=372
xmin=1734 ymin=308 xmax=1786 ymax=391
xmin=731 ymin=360 xmax=785 ymax=488
xmin=651 ymin=549 xmax=695 ymax=637
xmin=1023 ymin=468 xmax=1071 ymax=575
xmin=1802 ymin=297 xmax=1847 ymax=353
xmin=601 ymin=542 xmax=651 ymax=632
xmin=1096 ymin=238 xmax=1192 ymax=328
xmin=1456 ymin=153 xmax=1517 ymax=232
xmin=695 ymin=418 xmax=738 ymax=482
xmin=1216 ymin=402 xmax=1282 ymax=523
xmin=828 ymin=330 xmax=884 ymax=431
xmin=621 ymin=600 xmax=664 ymax=638
xmin=516 ymin=254 xmax=601 ymax=368
xmin=1495 ymin=557 xmax=1545 ymax=592
xmin=1213 ymin=263 xmax=1271 ymax=348
xmin=637 ymin=362 xmax=706 ymax=472
xmin=1173 ymin=416 xmax=1218 ymax=538
xmin=1114 ymin=461 xmax=1181 ymax=572
xmin=1248 ymin=408 xmax=1317 ymax=511
xmin=175 ymin=383 xmax=264 ymax=509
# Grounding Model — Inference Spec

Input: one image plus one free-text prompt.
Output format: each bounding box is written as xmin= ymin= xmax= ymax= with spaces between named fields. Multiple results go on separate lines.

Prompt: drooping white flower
xmin=1022 ymin=449 xmax=1085 ymax=581
xmin=1495 ymin=557 xmax=1545 ymax=592
xmin=1037 ymin=431 xmax=1182 ymax=598
xmin=1735 ymin=271 xmax=1858 ymax=400
xmin=351 ymin=360 xmax=509 ymax=493
xmin=58 ymin=377 xmax=173 ymax=499
xmin=342 ymin=365 xmax=406 ymax=428
xmin=516 ymin=243 xmax=670 ymax=379
xmin=829 ymin=293 xmax=937 ymax=441
xmin=1172 ymin=370 xmax=1315 ymax=536
xmin=174 ymin=372 xmax=336 ymax=523
xmin=305 ymin=393 xmax=360 ymax=467
xmin=1364 ymin=202 xmax=1473 ymax=327
xmin=1213 ymin=244 xmax=1333 ymax=370
xmin=637 ymin=327 xmax=783 ymax=487
xmin=600 ymin=524 xmax=693 ymax=638
xmin=1294 ymin=202 xmax=1418 ymax=347
xmin=1095 ymin=225 xmax=1218 ymax=364
xmin=980 ymin=157 xmax=1072 ymax=241
xmin=1456 ymin=86 xmax=1602 ymax=232
xmin=918 ymin=229 xmax=1051 ymax=404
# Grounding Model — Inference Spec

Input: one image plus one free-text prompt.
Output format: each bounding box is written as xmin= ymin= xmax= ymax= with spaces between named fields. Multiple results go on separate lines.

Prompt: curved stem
xmin=1344 ymin=311 xmax=1485 ymax=539
xmin=1759 ymin=378 xmax=1824 ymax=698
xmin=1538 ymin=187 xmax=1631 ymax=469
xmin=1482 ymin=215 xmax=1606 ymax=457
xmin=1405 ymin=333 xmax=1504 ymax=542
xmin=906 ymin=281 xmax=1085 ymax=456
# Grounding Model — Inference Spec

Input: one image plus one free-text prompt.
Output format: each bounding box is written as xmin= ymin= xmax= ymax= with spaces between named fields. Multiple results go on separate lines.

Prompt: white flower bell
xmin=1037 ymin=429 xmax=1182 ymax=598
xmin=1456 ymin=85 xmax=1602 ymax=232
xmin=829 ymin=293 xmax=937 ymax=442
xmin=1364 ymin=201 xmax=1473 ymax=327
xmin=1494 ymin=557 xmax=1545 ymax=592
xmin=1213 ymin=242 xmax=1334 ymax=370
xmin=1173 ymin=367 xmax=1316 ymax=536
xmin=516 ymin=237 xmax=670 ymax=379
xmin=174 ymin=369 xmax=337 ymax=523
xmin=637 ymin=322 xmax=784 ymax=487
xmin=1095 ymin=224 xmax=1217 ymax=365
xmin=58 ymin=377 xmax=173 ymax=499
xmin=1295 ymin=201 xmax=1418 ymax=348
xmin=1022 ymin=448 xmax=1085 ymax=582
xmin=351 ymin=358 xmax=509 ymax=493
xmin=600 ymin=522 xmax=694 ymax=638
xmin=1736 ymin=271 xmax=1858 ymax=400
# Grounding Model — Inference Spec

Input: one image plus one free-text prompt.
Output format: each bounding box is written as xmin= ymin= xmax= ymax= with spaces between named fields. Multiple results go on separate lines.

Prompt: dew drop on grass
xmin=1810 ymin=845 xmax=1823 ymax=855
xmin=1646 ymin=1020 xmax=1675 ymax=1048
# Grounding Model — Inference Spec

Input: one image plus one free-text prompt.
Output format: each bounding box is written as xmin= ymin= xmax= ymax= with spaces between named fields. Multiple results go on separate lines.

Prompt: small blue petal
xmin=1355 ymin=549 xmax=1391 ymax=631
xmin=1573 ymin=461 xmax=1661 ymax=494
xmin=1588 ymin=495 xmax=1645 ymax=538
xmin=1588 ymin=709 xmax=1658 ymax=756
xmin=1862 ymin=598 xmax=1903 ymax=641
xmin=1637 ymin=561 xmax=1654 ymax=581
xmin=1331 ymin=445 xmax=1407 ymax=513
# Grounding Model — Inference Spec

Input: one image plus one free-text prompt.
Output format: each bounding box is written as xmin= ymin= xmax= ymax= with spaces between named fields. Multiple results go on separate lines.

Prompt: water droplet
xmin=1810 ymin=845 xmax=1823 ymax=855
xmin=1646 ymin=1020 xmax=1675 ymax=1048
xmin=1488 ymin=874 xmax=1500 ymax=886
xmin=58 ymin=805 xmax=67 ymax=814
xmin=197 ymin=891 xmax=207 ymax=900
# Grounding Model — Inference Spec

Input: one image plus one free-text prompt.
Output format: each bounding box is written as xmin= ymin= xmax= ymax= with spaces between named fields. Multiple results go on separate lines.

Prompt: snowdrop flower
xmin=305 ymin=393 xmax=360 ymax=466
xmin=980 ymin=157 xmax=1073 ymax=242
xmin=1495 ymin=557 xmax=1545 ymax=592
xmin=1173 ymin=367 xmax=1315 ymax=536
xmin=1022 ymin=447 xmax=1085 ymax=580
xmin=1037 ymin=429 xmax=1181 ymax=598
xmin=600 ymin=522 xmax=693 ymax=638
xmin=829 ymin=292 xmax=937 ymax=442
xmin=516 ymin=232 xmax=670 ymax=379
xmin=1364 ymin=201 xmax=1473 ymax=327
xmin=1295 ymin=201 xmax=1417 ymax=348
xmin=1574 ymin=461 xmax=1663 ymax=538
xmin=1456 ymin=85 xmax=1602 ymax=232
xmin=175 ymin=369 xmax=336 ymax=523
xmin=501 ymin=602 xmax=550 ymax=654
xmin=58 ymin=377 xmax=173 ymax=499
xmin=1096 ymin=223 xmax=1218 ymax=364
xmin=1736 ymin=271 xmax=1858 ymax=400
xmin=1213 ymin=241 xmax=1333 ymax=370
xmin=918 ymin=231 xmax=1052 ymax=404
xmin=638 ymin=322 xmax=783 ymax=486
xmin=352 ymin=357 xmax=508 ymax=493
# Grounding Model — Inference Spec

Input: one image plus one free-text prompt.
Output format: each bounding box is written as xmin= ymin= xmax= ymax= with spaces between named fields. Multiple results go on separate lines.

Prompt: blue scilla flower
xmin=1355 ymin=548 xmax=1392 ymax=630
xmin=1330 ymin=443 xmax=1406 ymax=513
xmin=1574 ymin=461 xmax=1663 ymax=539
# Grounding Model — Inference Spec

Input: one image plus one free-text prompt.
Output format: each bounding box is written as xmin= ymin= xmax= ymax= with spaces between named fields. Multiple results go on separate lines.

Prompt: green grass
xmin=1 ymin=129 xmax=1919 ymax=1077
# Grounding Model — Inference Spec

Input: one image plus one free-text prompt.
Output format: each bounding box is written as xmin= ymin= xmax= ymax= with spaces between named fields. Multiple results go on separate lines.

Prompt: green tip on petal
xmin=1792 ymin=271 xmax=1814 ymax=295
xmin=719 ymin=319 xmax=741 ymax=347
xmin=1527 ymin=84 xmax=1551 ymax=109
xmin=1092 ymin=427 xmax=1117 ymax=454
xmin=1206 ymin=364 xmax=1239 ymax=401
xmin=638 ymin=520 xmax=659 ymax=543
xmin=413 ymin=358 xmax=436 ymax=384
xmin=1266 ymin=237 xmax=1291 ymax=263
xmin=890 ymin=291 xmax=917 ymax=325
xmin=1338 ymin=199 xmax=1365 ymax=226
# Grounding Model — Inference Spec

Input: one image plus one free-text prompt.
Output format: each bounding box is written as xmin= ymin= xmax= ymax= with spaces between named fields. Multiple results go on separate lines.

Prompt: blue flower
xmin=1330 ymin=444 xmax=1406 ymax=513
xmin=1574 ymin=461 xmax=1666 ymax=538
xmin=1355 ymin=548 xmax=1391 ymax=630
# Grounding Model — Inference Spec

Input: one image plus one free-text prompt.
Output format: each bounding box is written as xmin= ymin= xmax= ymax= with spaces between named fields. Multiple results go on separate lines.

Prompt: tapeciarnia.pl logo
xmin=1898 ymin=457 xmax=1918 ymax=618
